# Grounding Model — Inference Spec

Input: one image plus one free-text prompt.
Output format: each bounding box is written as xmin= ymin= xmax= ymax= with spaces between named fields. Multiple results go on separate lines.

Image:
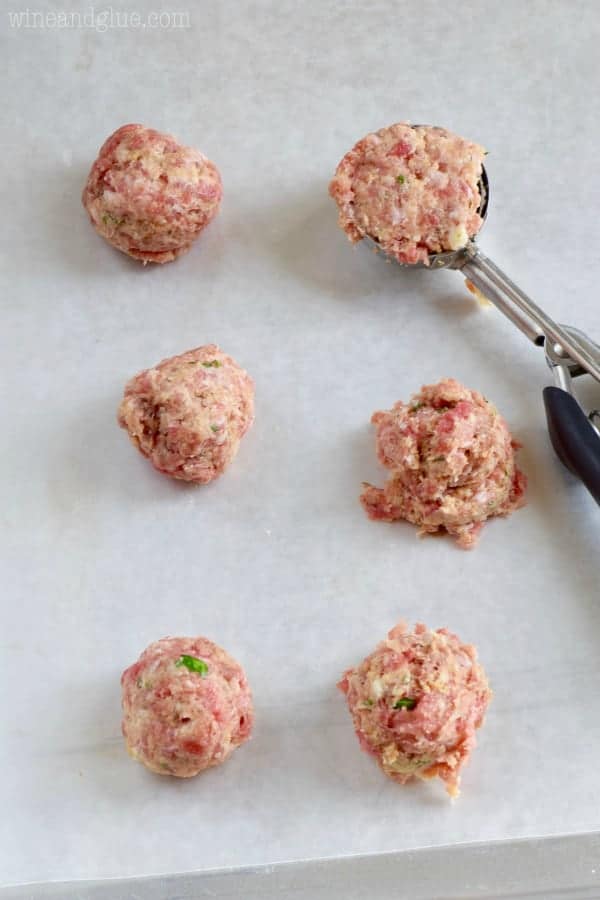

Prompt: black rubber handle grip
xmin=543 ymin=386 xmax=600 ymax=504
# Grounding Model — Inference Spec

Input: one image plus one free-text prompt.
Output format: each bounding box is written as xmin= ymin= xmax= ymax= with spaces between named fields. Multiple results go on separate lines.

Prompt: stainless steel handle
xmin=460 ymin=247 xmax=544 ymax=345
xmin=459 ymin=246 xmax=600 ymax=382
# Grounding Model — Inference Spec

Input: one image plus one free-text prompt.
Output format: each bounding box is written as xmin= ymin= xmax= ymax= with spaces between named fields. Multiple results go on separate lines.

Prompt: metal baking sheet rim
xmin=4 ymin=831 xmax=599 ymax=899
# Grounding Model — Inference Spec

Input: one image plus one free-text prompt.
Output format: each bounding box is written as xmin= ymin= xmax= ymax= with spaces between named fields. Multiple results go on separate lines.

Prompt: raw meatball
xmin=329 ymin=122 xmax=486 ymax=265
xmin=361 ymin=378 xmax=526 ymax=548
xmin=82 ymin=124 xmax=222 ymax=263
xmin=118 ymin=344 xmax=254 ymax=484
xmin=121 ymin=636 xmax=253 ymax=777
xmin=338 ymin=622 xmax=491 ymax=797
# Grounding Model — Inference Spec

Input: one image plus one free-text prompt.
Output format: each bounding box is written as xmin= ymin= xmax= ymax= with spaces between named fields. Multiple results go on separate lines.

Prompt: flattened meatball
xmin=361 ymin=378 xmax=526 ymax=548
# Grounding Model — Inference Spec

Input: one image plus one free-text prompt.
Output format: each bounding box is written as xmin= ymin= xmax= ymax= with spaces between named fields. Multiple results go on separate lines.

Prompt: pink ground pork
xmin=361 ymin=378 xmax=526 ymax=548
xmin=82 ymin=123 xmax=222 ymax=263
xmin=121 ymin=636 xmax=254 ymax=777
xmin=329 ymin=122 xmax=486 ymax=265
xmin=118 ymin=344 xmax=254 ymax=484
xmin=338 ymin=621 xmax=492 ymax=797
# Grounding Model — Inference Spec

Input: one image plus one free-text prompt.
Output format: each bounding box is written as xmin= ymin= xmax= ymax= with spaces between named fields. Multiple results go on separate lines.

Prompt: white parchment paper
xmin=1 ymin=0 xmax=599 ymax=886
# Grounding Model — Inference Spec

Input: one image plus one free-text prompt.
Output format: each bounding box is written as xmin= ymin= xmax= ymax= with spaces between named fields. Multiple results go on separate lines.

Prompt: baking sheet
xmin=1 ymin=0 xmax=599 ymax=889
xmin=7 ymin=834 xmax=600 ymax=900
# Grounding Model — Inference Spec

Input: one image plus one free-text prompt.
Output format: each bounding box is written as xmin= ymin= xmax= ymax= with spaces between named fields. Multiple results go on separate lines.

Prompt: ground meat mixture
xmin=121 ymin=636 xmax=254 ymax=777
xmin=82 ymin=124 xmax=222 ymax=263
xmin=118 ymin=344 xmax=254 ymax=483
xmin=338 ymin=622 xmax=491 ymax=797
xmin=360 ymin=378 xmax=526 ymax=548
xmin=329 ymin=122 xmax=486 ymax=265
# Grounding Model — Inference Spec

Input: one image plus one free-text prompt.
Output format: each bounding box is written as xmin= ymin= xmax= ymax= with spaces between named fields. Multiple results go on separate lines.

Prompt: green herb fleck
xmin=362 ymin=698 xmax=374 ymax=707
xmin=393 ymin=697 xmax=417 ymax=710
xmin=484 ymin=150 xmax=489 ymax=156
xmin=396 ymin=174 xmax=406 ymax=184
xmin=175 ymin=655 xmax=209 ymax=676
xmin=102 ymin=213 xmax=124 ymax=228
xmin=210 ymin=424 xmax=219 ymax=433
xmin=202 ymin=360 xmax=222 ymax=368
xmin=410 ymin=402 xmax=423 ymax=412
xmin=136 ymin=677 xmax=143 ymax=688
xmin=433 ymin=456 xmax=446 ymax=462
